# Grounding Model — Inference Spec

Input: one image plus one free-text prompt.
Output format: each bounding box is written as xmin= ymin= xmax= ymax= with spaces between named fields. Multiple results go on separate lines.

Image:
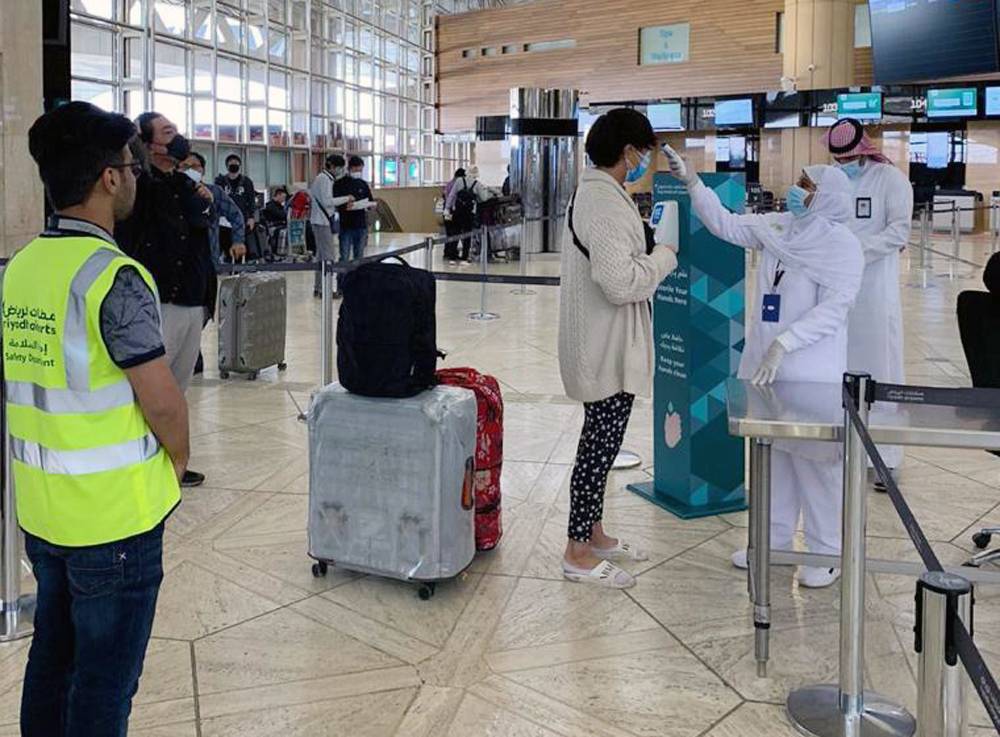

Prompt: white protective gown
xmin=689 ymin=166 xmax=864 ymax=554
xmin=843 ymin=161 xmax=913 ymax=470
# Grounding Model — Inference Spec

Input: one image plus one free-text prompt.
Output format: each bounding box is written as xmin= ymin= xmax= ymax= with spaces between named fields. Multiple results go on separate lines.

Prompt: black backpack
xmin=337 ymin=257 xmax=439 ymax=397
xmin=453 ymin=178 xmax=479 ymax=223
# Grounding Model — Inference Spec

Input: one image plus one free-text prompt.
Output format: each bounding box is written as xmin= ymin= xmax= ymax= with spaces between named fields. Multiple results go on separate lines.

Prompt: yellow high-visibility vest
xmin=2 ymin=229 xmax=180 ymax=547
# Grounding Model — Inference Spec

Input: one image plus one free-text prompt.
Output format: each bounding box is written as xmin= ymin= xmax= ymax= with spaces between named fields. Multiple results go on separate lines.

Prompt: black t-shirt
xmin=333 ymin=175 xmax=373 ymax=231
xmin=215 ymin=174 xmax=257 ymax=222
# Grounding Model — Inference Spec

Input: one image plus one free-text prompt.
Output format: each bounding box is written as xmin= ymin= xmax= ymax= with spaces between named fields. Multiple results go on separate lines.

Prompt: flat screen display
xmin=868 ymin=0 xmax=999 ymax=84
xmin=926 ymin=132 xmax=950 ymax=169
xmin=986 ymin=87 xmax=1000 ymax=116
xmin=764 ymin=91 xmax=804 ymax=129
xmin=714 ymin=98 xmax=754 ymax=127
xmin=577 ymin=110 xmax=600 ymax=132
xmin=926 ymin=87 xmax=978 ymax=118
xmin=647 ymin=102 xmax=683 ymax=130
xmin=837 ymin=92 xmax=883 ymax=121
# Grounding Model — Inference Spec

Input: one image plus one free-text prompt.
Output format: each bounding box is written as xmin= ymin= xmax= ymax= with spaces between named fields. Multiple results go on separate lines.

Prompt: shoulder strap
xmin=567 ymin=189 xmax=590 ymax=260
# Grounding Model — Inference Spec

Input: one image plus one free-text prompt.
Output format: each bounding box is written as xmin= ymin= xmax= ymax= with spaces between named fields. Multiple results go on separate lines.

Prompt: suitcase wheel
xmin=973 ymin=532 xmax=992 ymax=550
xmin=278 ymin=362 xmax=288 ymax=371
xmin=248 ymin=371 xmax=259 ymax=381
xmin=311 ymin=561 xmax=328 ymax=578
xmin=418 ymin=582 xmax=436 ymax=601
xmin=220 ymin=370 xmax=230 ymax=380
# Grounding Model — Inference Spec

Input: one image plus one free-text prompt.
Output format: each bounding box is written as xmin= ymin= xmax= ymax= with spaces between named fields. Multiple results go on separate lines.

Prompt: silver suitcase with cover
xmin=217 ymin=272 xmax=288 ymax=379
xmin=307 ymin=383 xmax=477 ymax=598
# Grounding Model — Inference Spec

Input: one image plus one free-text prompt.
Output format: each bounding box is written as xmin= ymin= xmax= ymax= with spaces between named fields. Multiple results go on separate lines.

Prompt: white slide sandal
xmin=592 ymin=540 xmax=649 ymax=562
xmin=562 ymin=560 xmax=636 ymax=589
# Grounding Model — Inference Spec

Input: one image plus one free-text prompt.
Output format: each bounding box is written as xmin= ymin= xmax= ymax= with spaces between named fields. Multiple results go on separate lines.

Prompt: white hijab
xmin=752 ymin=165 xmax=863 ymax=294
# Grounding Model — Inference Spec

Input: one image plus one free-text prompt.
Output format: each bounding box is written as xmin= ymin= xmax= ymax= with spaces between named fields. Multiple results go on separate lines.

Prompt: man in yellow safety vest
xmin=6 ymin=101 xmax=190 ymax=736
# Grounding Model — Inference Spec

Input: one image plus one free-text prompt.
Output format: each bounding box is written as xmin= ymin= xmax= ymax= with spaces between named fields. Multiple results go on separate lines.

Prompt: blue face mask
xmin=786 ymin=185 xmax=811 ymax=217
xmin=838 ymin=159 xmax=864 ymax=180
xmin=625 ymin=150 xmax=652 ymax=184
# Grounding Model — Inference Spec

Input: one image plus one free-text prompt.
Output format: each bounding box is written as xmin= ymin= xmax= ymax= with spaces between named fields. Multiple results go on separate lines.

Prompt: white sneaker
xmin=731 ymin=548 xmax=795 ymax=570
xmin=798 ymin=566 xmax=841 ymax=589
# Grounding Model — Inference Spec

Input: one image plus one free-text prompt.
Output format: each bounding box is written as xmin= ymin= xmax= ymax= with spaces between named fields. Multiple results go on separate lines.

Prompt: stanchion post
xmin=950 ymin=204 xmax=959 ymax=280
xmin=916 ymin=571 xmax=972 ymax=737
xmin=992 ymin=202 xmax=1000 ymax=255
xmin=423 ymin=236 xmax=434 ymax=272
xmin=920 ymin=204 xmax=931 ymax=289
xmin=0 ymin=375 xmax=33 ymax=642
xmin=320 ymin=260 xmax=334 ymax=386
xmin=787 ymin=372 xmax=916 ymax=737
xmin=468 ymin=224 xmax=499 ymax=321
xmin=748 ymin=437 xmax=772 ymax=678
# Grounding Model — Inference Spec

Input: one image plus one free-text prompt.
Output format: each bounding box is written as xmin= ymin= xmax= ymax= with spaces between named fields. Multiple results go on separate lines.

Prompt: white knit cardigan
xmin=558 ymin=168 xmax=677 ymax=403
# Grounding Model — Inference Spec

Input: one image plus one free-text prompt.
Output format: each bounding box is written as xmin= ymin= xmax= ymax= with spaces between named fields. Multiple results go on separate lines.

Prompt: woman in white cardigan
xmin=558 ymin=109 xmax=679 ymax=588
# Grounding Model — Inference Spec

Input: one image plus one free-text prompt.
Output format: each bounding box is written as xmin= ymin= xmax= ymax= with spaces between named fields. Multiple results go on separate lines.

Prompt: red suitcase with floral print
xmin=436 ymin=368 xmax=503 ymax=550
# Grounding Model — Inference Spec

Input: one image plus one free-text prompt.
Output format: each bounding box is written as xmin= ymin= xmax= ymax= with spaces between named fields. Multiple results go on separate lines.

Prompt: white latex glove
xmin=752 ymin=340 xmax=786 ymax=386
xmin=662 ymin=144 xmax=695 ymax=185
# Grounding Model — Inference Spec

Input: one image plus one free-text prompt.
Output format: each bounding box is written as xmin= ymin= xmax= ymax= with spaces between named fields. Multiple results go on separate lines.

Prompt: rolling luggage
xmin=307 ymin=383 xmax=477 ymax=598
xmin=217 ymin=271 xmax=288 ymax=380
xmin=436 ymin=368 xmax=504 ymax=551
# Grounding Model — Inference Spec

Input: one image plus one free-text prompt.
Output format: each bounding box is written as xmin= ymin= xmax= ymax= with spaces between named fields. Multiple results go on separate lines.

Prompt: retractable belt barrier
xmin=844 ymin=377 xmax=1000 ymax=733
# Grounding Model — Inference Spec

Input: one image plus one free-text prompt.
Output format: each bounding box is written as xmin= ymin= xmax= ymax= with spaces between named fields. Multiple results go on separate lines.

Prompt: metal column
xmin=917 ymin=571 xmax=973 ymax=737
xmin=748 ymin=437 xmax=772 ymax=677
xmin=787 ymin=373 xmax=916 ymax=737
xmin=320 ymin=260 xmax=334 ymax=387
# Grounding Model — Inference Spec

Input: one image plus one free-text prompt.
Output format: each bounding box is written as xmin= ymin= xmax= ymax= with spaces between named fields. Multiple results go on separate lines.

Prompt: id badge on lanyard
xmin=762 ymin=265 xmax=784 ymax=323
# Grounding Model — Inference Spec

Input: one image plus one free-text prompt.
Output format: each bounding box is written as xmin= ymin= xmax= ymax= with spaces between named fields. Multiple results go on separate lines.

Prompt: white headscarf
xmin=750 ymin=164 xmax=863 ymax=294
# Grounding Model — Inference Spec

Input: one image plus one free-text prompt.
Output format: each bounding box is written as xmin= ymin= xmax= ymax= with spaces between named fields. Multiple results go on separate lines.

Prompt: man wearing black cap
xmin=116 ymin=111 xmax=213 ymax=487
xmin=11 ymin=101 xmax=189 ymax=737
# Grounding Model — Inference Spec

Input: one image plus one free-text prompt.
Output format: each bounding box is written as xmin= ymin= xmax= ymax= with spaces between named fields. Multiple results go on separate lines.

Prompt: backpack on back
xmin=453 ymin=178 xmax=479 ymax=224
xmin=337 ymin=257 xmax=439 ymax=398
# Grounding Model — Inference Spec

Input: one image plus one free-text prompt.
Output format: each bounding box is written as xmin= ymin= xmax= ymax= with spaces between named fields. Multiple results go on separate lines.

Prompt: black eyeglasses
xmin=108 ymin=162 xmax=144 ymax=177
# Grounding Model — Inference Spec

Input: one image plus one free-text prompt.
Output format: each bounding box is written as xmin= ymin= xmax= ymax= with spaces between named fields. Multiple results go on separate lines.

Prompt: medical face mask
xmin=350 ymin=170 xmax=363 ymax=179
xmin=786 ymin=185 xmax=811 ymax=217
xmin=183 ymin=168 xmax=203 ymax=184
xmin=838 ymin=158 xmax=864 ymax=180
xmin=334 ymin=166 xmax=347 ymax=179
xmin=227 ymin=162 xmax=241 ymax=174
xmin=624 ymin=150 xmax=652 ymax=184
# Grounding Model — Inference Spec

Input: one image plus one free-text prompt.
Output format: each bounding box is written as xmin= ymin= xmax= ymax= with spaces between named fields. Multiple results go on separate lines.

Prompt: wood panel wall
xmin=437 ymin=0 xmax=786 ymax=132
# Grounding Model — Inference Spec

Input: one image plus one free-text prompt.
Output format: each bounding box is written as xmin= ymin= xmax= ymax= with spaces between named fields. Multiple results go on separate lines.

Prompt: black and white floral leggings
xmin=568 ymin=392 xmax=635 ymax=542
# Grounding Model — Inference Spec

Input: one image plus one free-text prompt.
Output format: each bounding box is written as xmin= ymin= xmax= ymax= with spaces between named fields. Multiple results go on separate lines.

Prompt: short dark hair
xmin=325 ymin=154 xmax=345 ymax=169
xmin=454 ymin=168 xmax=467 ymax=178
xmin=348 ymin=155 xmax=364 ymax=169
xmin=585 ymin=108 xmax=657 ymax=168
xmin=135 ymin=111 xmax=163 ymax=143
xmin=188 ymin=151 xmax=206 ymax=169
xmin=225 ymin=153 xmax=241 ymax=165
xmin=273 ymin=185 xmax=288 ymax=197
xmin=29 ymin=101 xmax=136 ymax=210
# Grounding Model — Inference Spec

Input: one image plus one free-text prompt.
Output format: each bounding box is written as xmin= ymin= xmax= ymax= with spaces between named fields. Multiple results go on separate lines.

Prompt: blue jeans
xmin=21 ymin=524 xmax=165 ymax=737
xmin=339 ymin=227 xmax=368 ymax=263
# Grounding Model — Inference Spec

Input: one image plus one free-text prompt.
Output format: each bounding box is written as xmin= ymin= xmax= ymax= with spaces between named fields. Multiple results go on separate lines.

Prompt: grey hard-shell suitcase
xmin=217 ymin=272 xmax=287 ymax=380
xmin=307 ymin=383 xmax=477 ymax=599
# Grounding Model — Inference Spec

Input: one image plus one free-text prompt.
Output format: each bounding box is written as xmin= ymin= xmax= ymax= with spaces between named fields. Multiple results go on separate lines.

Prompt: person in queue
xmin=263 ymin=185 xmax=289 ymax=229
xmin=116 ymin=111 xmax=212 ymax=488
xmin=559 ymin=108 xmax=679 ymax=588
xmin=179 ymin=152 xmax=246 ymax=264
xmin=310 ymin=154 xmax=354 ymax=297
xmin=335 ymin=155 xmax=374 ymax=263
xmin=13 ymin=101 xmax=188 ymax=736
xmin=825 ymin=118 xmax=912 ymax=490
xmin=664 ymin=146 xmax=863 ymax=588
xmin=215 ymin=154 xmax=259 ymax=257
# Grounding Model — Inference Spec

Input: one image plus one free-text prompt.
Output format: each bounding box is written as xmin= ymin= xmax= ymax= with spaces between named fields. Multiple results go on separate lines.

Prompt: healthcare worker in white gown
xmin=663 ymin=146 xmax=864 ymax=588
xmin=825 ymin=118 xmax=913 ymax=483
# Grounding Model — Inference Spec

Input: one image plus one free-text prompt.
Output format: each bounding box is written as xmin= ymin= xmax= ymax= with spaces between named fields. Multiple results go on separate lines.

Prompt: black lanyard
xmin=771 ymin=262 xmax=785 ymax=294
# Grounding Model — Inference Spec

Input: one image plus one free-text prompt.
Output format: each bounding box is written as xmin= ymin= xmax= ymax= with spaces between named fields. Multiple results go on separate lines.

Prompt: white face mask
xmin=183 ymin=168 xmax=203 ymax=184
xmin=350 ymin=170 xmax=363 ymax=179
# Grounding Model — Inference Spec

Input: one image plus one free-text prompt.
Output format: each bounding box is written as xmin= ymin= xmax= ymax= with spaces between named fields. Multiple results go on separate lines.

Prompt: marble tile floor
xmin=2 ymin=232 xmax=1000 ymax=736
